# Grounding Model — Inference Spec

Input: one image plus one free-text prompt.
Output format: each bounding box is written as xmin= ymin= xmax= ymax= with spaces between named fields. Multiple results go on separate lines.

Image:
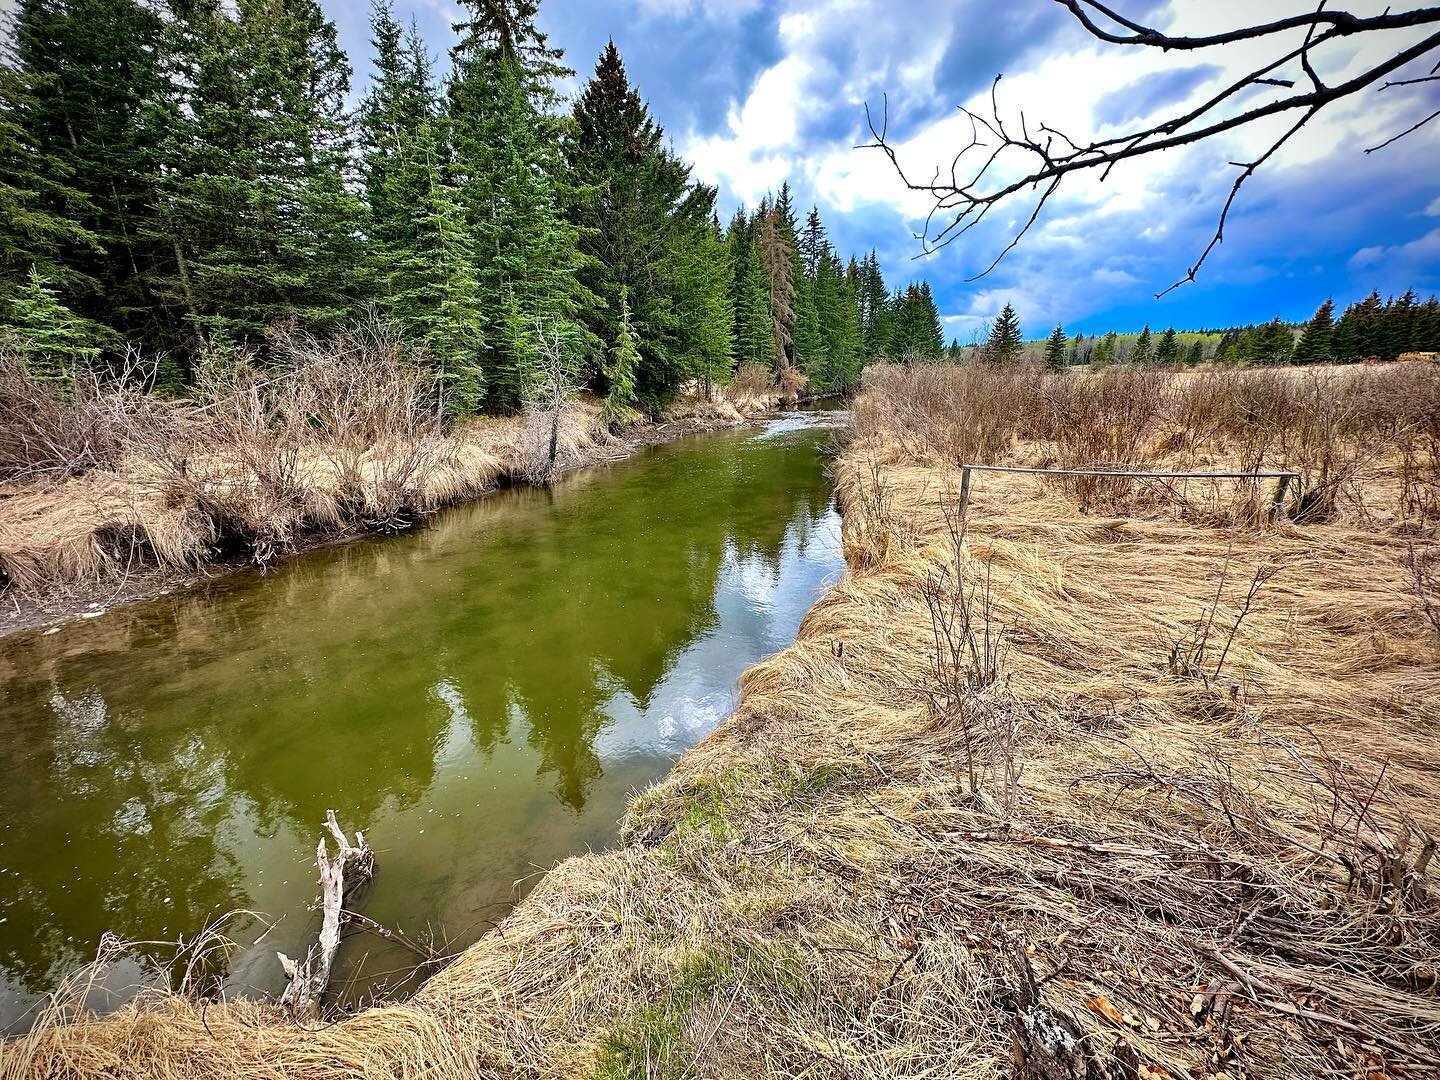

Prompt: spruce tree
xmin=985 ymin=303 xmax=1022 ymax=364
xmin=603 ymin=287 xmax=640 ymax=423
xmin=448 ymin=0 xmax=593 ymax=409
xmin=1185 ymin=339 xmax=1204 ymax=365
xmin=1293 ymin=298 xmax=1334 ymax=364
xmin=360 ymin=4 xmax=438 ymax=269
xmin=726 ymin=209 xmax=772 ymax=367
xmin=662 ymin=200 xmax=735 ymax=403
xmin=0 ymin=39 xmax=102 ymax=336
xmin=1131 ymin=325 xmax=1153 ymax=364
xmin=1 ymin=267 xmax=112 ymax=379
xmin=1044 ymin=324 xmax=1068 ymax=369
xmin=567 ymin=40 xmax=713 ymax=407
xmin=755 ymin=204 xmax=796 ymax=374
xmin=8 ymin=0 xmax=174 ymax=346
xmin=1093 ymin=330 xmax=1118 ymax=366
xmin=1155 ymin=327 xmax=1179 ymax=365
xmin=858 ymin=251 xmax=890 ymax=358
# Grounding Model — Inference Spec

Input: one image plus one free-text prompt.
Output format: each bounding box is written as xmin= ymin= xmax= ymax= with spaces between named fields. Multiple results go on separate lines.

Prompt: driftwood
xmin=276 ymin=810 xmax=374 ymax=1021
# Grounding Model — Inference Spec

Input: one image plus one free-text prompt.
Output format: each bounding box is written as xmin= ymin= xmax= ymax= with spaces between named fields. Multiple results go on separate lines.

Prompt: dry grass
xmin=8 ymin=361 xmax=1440 ymax=1078
xmin=0 ymin=327 xmax=776 ymax=602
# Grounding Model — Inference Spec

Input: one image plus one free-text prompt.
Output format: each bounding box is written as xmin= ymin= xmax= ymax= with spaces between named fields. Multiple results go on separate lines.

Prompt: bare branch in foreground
xmin=862 ymin=2 xmax=1440 ymax=292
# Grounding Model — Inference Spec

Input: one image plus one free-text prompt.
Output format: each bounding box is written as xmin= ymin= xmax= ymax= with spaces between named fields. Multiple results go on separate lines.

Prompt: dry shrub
xmin=726 ymin=362 xmax=778 ymax=412
xmin=1 ymin=321 xmax=510 ymax=595
xmin=857 ymin=360 xmax=1440 ymax=525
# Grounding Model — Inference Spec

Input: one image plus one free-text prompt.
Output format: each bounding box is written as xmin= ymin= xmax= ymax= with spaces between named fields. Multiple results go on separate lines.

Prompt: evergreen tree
xmin=1 ymin=267 xmax=113 ymax=379
xmin=1185 ymin=339 xmax=1204 ymax=365
xmin=726 ymin=209 xmax=772 ymax=367
xmin=1293 ymin=298 xmax=1335 ymax=364
xmin=1155 ymin=327 xmax=1179 ymax=365
xmin=359 ymin=3 xmax=438 ymax=268
xmin=448 ymin=0 xmax=592 ymax=409
xmin=985 ymin=303 xmax=1022 ymax=364
xmin=385 ymin=130 xmax=485 ymax=413
xmin=8 ymin=0 xmax=174 ymax=346
xmin=0 ymin=36 xmax=102 ymax=335
xmin=1131 ymin=325 xmax=1153 ymax=364
xmin=1092 ymin=330 xmax=1118 ymax=366
xmin=567 ymin=40 xmax=711 ymax=406
xmin=1044 ymin=324 xmax=1068 ymax=369
xmin=662 ymin=204 xmax=735 ymax=402
xmin=603 ymin=287 xmax=640 ymax=423
xmin=857 ymin=250 xmax=890 ymax=358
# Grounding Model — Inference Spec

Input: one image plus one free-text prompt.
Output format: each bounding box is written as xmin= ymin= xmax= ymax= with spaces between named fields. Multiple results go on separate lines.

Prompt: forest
xmin=0 ymin=0 xmax=949 ymax=416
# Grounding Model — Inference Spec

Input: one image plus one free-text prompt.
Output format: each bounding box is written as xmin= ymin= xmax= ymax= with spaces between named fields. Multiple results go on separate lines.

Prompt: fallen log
xmin=276 ymin=810 xmax=374 ymax=1021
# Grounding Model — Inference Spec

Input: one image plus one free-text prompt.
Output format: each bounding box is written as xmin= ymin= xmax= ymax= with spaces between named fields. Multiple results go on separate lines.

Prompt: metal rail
xmin=958 ymin=463 xmax=1299 ymax=521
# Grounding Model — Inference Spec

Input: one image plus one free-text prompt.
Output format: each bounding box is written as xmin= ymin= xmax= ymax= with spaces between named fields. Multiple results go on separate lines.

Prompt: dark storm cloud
xmin=1093 ymin=65 xmax=1224 ymax=128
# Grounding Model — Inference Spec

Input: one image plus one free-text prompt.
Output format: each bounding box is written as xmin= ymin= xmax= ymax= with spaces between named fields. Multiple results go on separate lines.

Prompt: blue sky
xmin=329 ymin=0 xmax=1440 ymax=340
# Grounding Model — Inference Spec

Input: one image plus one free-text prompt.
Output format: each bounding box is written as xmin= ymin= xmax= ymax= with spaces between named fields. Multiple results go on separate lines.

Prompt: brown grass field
xmin=5 ymin=360 xmax=1440 ymax=1078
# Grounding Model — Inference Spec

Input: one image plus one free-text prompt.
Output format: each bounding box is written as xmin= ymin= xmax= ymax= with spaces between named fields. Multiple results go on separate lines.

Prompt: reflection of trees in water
xmin=0 ymin=425 xmax=835 ymax=997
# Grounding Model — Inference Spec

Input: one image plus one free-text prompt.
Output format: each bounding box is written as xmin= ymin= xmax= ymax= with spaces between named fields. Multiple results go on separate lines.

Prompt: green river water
xmin=0 ymin=410 xmax=845 ymax=1030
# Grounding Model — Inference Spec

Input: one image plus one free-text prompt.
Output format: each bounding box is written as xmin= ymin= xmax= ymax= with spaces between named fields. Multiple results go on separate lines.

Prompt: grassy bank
xmin=7 ymin=362 xmax=1440 ymax=1078
xmin=0 ymin=329 xmax=784 ymax=635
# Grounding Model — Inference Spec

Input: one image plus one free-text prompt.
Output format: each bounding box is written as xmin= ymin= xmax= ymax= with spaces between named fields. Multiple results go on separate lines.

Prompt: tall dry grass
xmin=855 ymin=359 xmax=1440 ymax=522
xmin=0 ymin=323 xmax=633 ymax=597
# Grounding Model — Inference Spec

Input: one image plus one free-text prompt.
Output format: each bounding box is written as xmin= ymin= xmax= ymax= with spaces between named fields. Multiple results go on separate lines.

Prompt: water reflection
xmin=0 ymin=414 xmax=843 ymax=1028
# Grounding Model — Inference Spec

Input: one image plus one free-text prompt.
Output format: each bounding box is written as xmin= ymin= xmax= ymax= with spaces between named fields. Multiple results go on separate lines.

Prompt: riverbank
xmin=8 ymin=363 xmax=1439 ymax=1078
xmin=0 ymin=392 xmax=784 ymax=642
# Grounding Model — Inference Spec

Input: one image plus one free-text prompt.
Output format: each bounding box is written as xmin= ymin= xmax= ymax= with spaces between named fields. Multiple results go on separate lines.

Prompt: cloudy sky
xmin=329 ymin=0 xmax=1440 ymax=340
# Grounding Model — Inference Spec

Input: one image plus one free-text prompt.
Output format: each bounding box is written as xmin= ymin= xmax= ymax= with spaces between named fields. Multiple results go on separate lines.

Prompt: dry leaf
xmin=1086 ymin=995 xmax=1125 ymax=1025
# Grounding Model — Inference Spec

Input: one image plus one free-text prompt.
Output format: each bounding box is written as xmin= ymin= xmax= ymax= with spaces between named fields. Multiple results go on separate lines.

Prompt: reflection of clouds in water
xmin=429 ymin=678 xmax=476 ymax=765
xmin=593 ymin=500 xmax=843 ymax=762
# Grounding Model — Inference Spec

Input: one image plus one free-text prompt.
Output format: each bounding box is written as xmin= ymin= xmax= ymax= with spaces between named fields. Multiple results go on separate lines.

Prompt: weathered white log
xmin=277 ymin=810 xmax=374 ymax=1021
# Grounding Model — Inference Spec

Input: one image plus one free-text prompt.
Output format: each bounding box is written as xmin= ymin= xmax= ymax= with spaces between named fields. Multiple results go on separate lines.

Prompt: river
xmin=0 ymin=409 xmax=846 ymax=1030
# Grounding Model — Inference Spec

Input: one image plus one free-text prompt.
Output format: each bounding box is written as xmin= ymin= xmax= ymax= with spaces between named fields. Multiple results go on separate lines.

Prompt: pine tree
xmin=1131 ymin=325 xmax=1153 ymax=364
xmin=1155 ymin=327 xmax=1179 ymax=365
xmin=1044 ymin=324 xmax=1068 ymax=369
xmin=1185 ymin=339 xmax=1204 ymax=365
xmin=603 ymin=287 xmax=640 ymax=423
xmin=1 ymin=267 xmax=113 ymax=379
xmin=8 ymin=0 xmax=174 ymax=346
xmin=985 ymin=303 xmax=1022 ymax=364
xmin=1293 ymin=298 xmax=1334 ymax=364
xmin=449 ymin=0 xmax=593 ymax=409
xmin=1093 ymin=330 xmax=1118 ymax=366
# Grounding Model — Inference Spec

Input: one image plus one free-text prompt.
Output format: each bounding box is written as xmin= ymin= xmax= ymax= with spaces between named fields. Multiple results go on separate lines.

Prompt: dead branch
xmin=862 ymin=2 xmax=1440 ymax=292
xmin=277 ymin=811 xmax=374 ymax=1022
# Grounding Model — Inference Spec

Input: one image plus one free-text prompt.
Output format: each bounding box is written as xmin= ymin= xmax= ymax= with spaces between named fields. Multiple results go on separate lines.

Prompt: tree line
xmin=0 ymin=0 xmax=947 ymax=415
xmin=962 ymin=290 xmax=1440 ymax=369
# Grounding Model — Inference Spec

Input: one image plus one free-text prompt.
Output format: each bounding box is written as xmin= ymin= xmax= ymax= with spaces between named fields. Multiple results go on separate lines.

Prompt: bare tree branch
xmin=863 ymin=3 xmax=1440 ymax=292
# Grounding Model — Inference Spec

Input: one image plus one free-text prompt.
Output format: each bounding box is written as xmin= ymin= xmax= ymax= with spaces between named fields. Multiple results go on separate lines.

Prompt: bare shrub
xmin=726 ymin=362 xmax=777 ymax=411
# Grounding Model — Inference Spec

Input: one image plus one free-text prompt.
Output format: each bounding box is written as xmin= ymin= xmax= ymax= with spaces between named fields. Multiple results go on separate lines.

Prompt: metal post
xmin=959 ymin=465 xmax=972 ymax=518
xmin=1269 ymin=474 xmax=1293 ymax=523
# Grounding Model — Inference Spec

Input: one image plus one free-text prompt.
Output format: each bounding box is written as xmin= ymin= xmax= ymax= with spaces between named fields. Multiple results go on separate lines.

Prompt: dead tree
xmin=277 ymin=811 xmax=374 ymax=1021
xmin=864 ymin=2 xmax=1440 ymax=294
xmin=522 ymin=323 xmax=580 ymax=485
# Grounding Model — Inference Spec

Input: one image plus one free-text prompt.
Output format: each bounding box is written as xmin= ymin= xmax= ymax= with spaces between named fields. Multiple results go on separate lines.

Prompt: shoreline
xmin=0 ymin=409 xmax=776 ymax=645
